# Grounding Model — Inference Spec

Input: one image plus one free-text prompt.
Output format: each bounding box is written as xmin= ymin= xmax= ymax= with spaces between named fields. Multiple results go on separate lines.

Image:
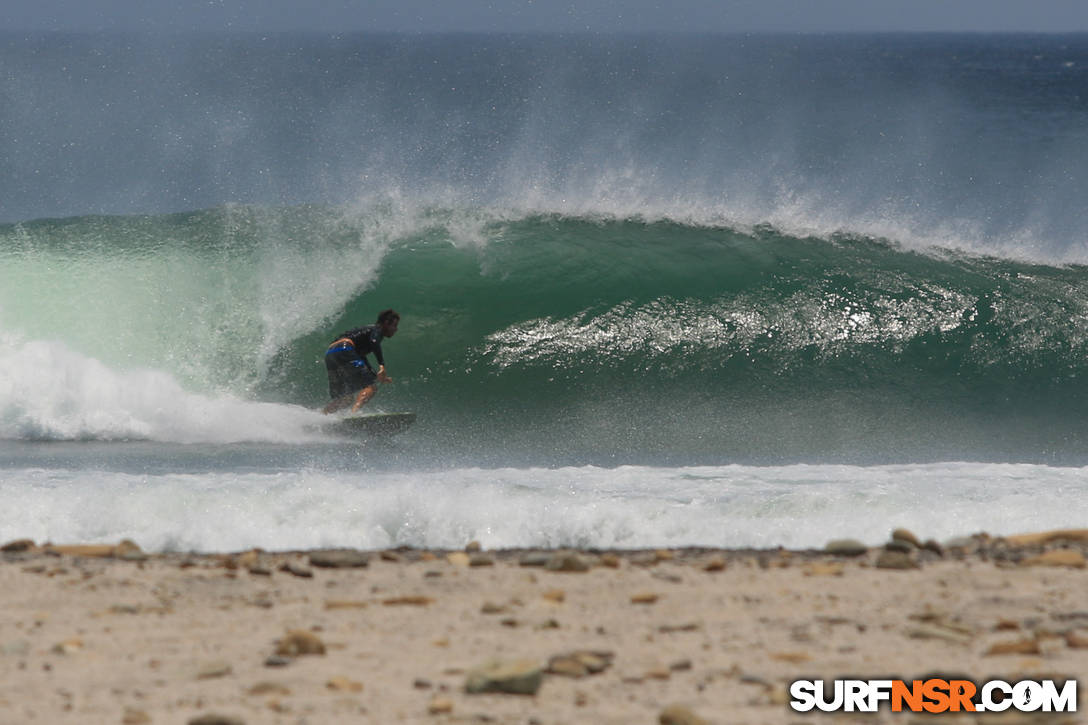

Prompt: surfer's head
xmin=377 ymin=308 xmax=400 ymax=337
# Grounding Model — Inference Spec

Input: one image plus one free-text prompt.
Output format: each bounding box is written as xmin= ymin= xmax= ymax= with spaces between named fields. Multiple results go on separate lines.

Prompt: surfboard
xmin=327 ymin=412 xmax=416 ymax=435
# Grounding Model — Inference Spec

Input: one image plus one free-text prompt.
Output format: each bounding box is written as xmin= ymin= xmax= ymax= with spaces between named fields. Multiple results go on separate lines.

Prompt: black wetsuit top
xmin=332 ymin=325 xmax=386 ymax=368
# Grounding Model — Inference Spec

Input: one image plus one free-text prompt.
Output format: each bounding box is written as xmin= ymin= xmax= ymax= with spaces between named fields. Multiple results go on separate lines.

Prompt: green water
xmin=5 ymin=205 xmax=1088 ymax=463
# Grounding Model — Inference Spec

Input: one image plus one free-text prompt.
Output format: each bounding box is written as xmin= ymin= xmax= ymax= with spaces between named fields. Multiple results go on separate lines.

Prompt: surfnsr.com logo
xmin=789 ymin=678 xmax=1077 ymax=713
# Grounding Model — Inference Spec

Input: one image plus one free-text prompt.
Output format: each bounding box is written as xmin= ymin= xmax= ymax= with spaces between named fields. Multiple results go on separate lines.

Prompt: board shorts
xmin=325 ymin=344 xmax=377 ymax=399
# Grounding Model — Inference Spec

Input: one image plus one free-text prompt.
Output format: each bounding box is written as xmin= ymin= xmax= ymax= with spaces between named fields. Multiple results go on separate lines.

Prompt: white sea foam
xmin=0 ymin=338 xmax=325 ymax=443
xmin=2 ymin=461 xmax=1084 ymax=552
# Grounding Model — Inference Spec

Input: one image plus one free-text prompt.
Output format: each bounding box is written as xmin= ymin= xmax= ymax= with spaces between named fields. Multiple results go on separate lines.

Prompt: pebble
xmin=47 ymin=541 xmax=143 ymax=560
xmin=803 ymin=562 xmax=845 ymax=577
xmin=769 ymin=651 xmax=811 ymax=664
xmin=188 ymin=716 xmax=245 ymax=725
xmin=599 ymin=553 xmax=621 ymax=568
xmin=908 ymin=624 xmax=973 ymax=645
xmin=824 ymin=539 xmax=868 ymax=557
xmin=986 ymin=637 xmax=1041 ymax=656
xmin=109 ymin=600 xmax=142 ymax=613
xmin=630 ymin=552 xmax=660 ymax=567
xmin=122 ymin=707 xmax=151 ymax=724
xmin=279 ymin=561 xmax=313 ymax=578
xmin=196 ymin=661 xmax=233 ymax=679
xmin=428 ymin=697 xmax=454 ymax=714
xmin=545 ymin=650 xmax=613 ymax=678
xmin=1020 ymin=550 xmax=1087 ymax=569
xmin=326 ymin=676 xmax=363 ymax=692
xmin=764 ymin=683 xmax=792 ymax=706
xmin=631 ymin=592 xmax=660 ymax=605
xmin=464 ymin=659 xmax=544 ymax=695
xmin=702 ymin=555 xmax=726 ymax=572
xmin=114 ymin=539 xmax=148 ymax=561
xmin=943 ymin=536 xmax=976 ymax=552
xmin=519 ymin=552 xmax=550 ymax=567
xmin=382 ymin=595 xmax=435 ymax=606
xmin=884 ymin=539 xmax=914 ymax=554
xmin=446 ymin=552 xmax=471 ymax=567
xmin=547 ymin=656 xmax=588 ymax=677
xmin=309 ymin=549 xmax=370 ymax=569
xmin=234 ymin=550 xmax=260 ymax=570
xmin=891 ymin=528 xmax=922 ymax=548
xmin=52 ymin=637 xmax=83 ymax=655
xmin=1005 ymin=528 xmax=1088 ymax=547
xmin=324 ymin=599 xmax=369 ymax=610
xmin=658 ymin=622 xmax=700 ymax=633
xmin=274 ymin=630 xmax=326 ymax=656
xmin=545 ymin=551 xmax=591 ymax=572
xmin=921 ymin=539 xmax=944 ymax=556
xmin=659 ymin=704 xmax=709 ymax=725
xmin=875 ymin=550 xmax=918 ymax=570
xmin=247 ymin=682 xmax=290 ymax=696
xmin=541 ymin=588 xmax=565 ymax=603
xmin=263 ymin=655 xmax=292 ymax=667
xmin=247 ymin=563 xmax=273 ymax=577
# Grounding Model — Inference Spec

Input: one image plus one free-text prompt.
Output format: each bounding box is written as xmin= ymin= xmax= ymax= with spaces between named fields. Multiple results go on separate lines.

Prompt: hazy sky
xmin=4 ymin=0 xmax=1088 ymax=34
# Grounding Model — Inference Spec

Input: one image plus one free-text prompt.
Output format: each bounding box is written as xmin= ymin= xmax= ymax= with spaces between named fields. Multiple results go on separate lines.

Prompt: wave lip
xmin=3 ymin=34 xmax=1088 ymax=258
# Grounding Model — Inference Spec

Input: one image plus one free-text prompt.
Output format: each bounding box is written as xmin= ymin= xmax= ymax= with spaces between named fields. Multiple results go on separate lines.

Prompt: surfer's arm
xmin=370 ymin=334 xmax=392 ymax=383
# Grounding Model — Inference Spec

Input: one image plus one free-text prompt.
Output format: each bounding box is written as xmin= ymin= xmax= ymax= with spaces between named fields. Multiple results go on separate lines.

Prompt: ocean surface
xmin=2 ymin=32 xmax=1088 ymax=552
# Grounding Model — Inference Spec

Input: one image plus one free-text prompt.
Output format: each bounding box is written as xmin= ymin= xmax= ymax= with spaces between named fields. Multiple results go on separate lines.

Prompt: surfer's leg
xmin=344 ymin=359 xmax=378 ymax=411
xmin=350 ymin=384 xmax=377 ymax=412
xmin=322 ymin=394 xmax=355 ymax=414
xmin=325 ymin=349 xmax=353 ymax=411
xmin=323 ymin=349 xmax=376 ymax=413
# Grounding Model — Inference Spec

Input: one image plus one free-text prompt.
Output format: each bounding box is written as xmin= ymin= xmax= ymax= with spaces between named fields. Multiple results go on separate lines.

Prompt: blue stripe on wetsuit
xmin=327 ymin=343 xmax=372 ymax=370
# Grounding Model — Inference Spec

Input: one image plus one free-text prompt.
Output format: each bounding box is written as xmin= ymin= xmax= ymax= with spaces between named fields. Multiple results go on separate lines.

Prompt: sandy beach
xmin=0 ymin=529 xmax=1085 ymax=725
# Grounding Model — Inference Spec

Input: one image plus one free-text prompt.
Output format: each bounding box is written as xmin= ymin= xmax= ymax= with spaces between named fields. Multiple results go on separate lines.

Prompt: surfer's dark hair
xmin=377 ymin=309 xmax=400 ymax=325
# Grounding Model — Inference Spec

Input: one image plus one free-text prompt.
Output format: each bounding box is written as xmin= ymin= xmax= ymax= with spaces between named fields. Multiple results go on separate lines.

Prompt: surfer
xmin=322 ymin=309 xmax=400 ymax=414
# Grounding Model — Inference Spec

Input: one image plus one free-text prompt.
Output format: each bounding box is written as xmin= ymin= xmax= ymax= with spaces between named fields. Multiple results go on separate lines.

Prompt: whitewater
xmin=2 ymin=32 xmax=1087 ymax=552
